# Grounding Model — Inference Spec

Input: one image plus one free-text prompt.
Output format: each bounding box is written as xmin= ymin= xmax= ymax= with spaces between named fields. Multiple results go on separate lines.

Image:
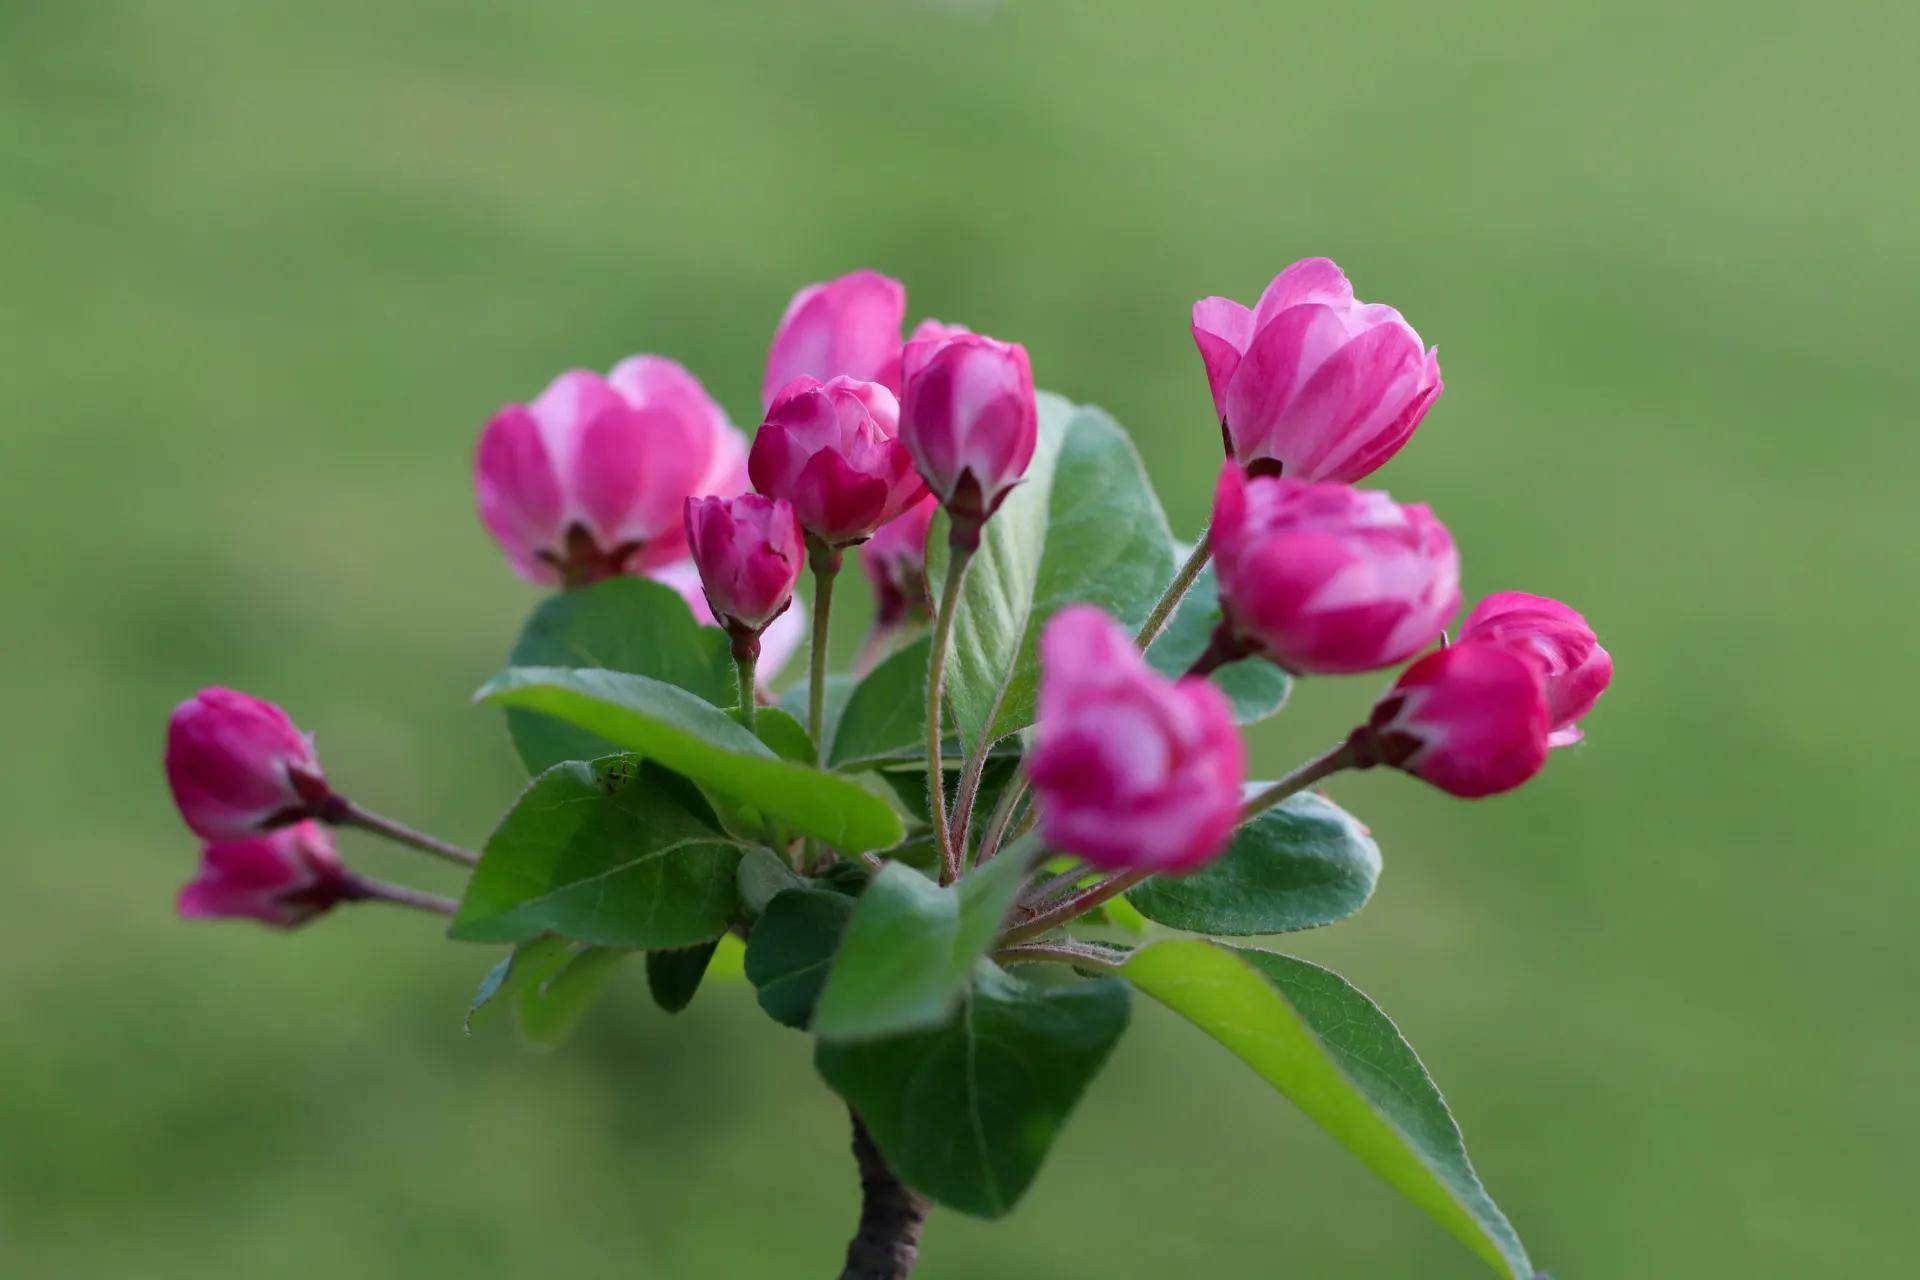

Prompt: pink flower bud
xmin=858 ymin=494 xmax=938 ymax=627
xmin=763 ymin=270 xmax=908 ymax=407
xmin=475 ymin=357 xmax=747 ymax=587
xmin=1194 ymin=258 xmax=1442 ymax=482
xmin=684 ymin=494 xmax=806 ymax=634
xmin=166 ymin=688 xmax=329 ymax=842
xmin=899 ymin=332 xmax=1037 ymax=540
xmin=651 ymin=559 xmax=808 ymax=682
xmin=1364 ymin=642 xmax=1551 ymax=798
xmin=1211 ymin=463 xmax=1459 ymax=675
xmin=1028 ymin=606 xmax=1245 ymax=874
xmin=749 ymin=376 xmax=926 ymax=548
xmin=177 ymin=821 xmax=356 ymax=928
xmin=1459 ymin=592 xmax=1612 ymax=746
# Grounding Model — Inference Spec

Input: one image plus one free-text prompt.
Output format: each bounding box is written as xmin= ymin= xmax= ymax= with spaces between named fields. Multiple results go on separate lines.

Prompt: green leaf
xmin=505 ymin=578 xmax=734 ymax=772
xmin=736 ymin=846 xmax=808 ymax=915
xmin=450 ymin=755 xmax=743 ymax=948
xmin=466 ymin=936 xmax=629 ymax=1048
xmin=778 ymin=673 xmax=858 ymax=749
xmin=816 ymin=965 xmax=1131 ymax=1217
xmin=927 ymin=392 xmax=1178 ymax=749
xmin=811 ymin=847 xmax=1036 ymax=1040
xmin=518 ymin=945 xmax=629 ymax=1047
xmin=743 ymin=888 xmax=856 ymax=1029
xmin=645 ymin=940 xmax=720 ymax=1014
xmin=1126 ymin=791 xmax=1380 ymax=935
xmin=753 ymin=706 xmax=815 ymax=764
xmin=476 ymin=667 xmax=906 ymax=853
xmin=1144 ymin=559 xmax=1290 ymax=724
xmin=1120 ymin=940 xmax=1533 ymax=1278
xmin=828 ymin=636 xmax=931 ymax=768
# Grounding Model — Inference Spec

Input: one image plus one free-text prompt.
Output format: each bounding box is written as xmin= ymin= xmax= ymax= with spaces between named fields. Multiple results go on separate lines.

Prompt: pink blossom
xmin=749 ymin=376 xmax=927 ymax=547
xmin=651 ymin=560 xmax=807 ymax=682
xmin=684 ymin=494 xmax=806 ymax=633
xmin=763 ymin=270 xmax=908 ymax=407
xmin=1211 ymin=463 xmax=1459 ymax=675
xmin=1194 ymin=257 xmax=1442 ymax=481
xmin=166 ymin=688 xmax=328 ymax=842
xmin=1028 ymin=606 xmax=1245 ymax=873
xmin=898 ymin=332 xmax=1037 ymax=540
xmin=1459 ymin=592 xmax=1613 ymax=746
xmin=475 ymin=357 xmax=746 ymax=587
xmin=859 ymin=494 xmax=938 ymax=627
xmin=1364 ymin=642 xmax=1551 ymax=797
xmin=177 ymin=821 xmax=356 ymax=928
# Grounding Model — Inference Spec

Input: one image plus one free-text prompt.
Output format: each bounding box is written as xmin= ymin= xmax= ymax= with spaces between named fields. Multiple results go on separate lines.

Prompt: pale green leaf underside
xmin=1121 ymin=940 xmax=1532 ymax=1278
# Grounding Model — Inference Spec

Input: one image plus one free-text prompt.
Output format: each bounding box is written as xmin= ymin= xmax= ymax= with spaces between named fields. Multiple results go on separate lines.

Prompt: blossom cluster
xmin=161 ymin=259 xmax=1608 ymax=926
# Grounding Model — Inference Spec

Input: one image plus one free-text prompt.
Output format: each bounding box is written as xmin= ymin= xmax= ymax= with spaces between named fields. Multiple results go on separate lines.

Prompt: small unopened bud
xmin=166 ymin=688 xmax=329 ymax=842
xmin=176 ymin=821 xmax=359 ymax=928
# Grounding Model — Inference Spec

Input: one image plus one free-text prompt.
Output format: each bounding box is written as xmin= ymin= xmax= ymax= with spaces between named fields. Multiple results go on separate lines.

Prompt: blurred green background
xmin=3 ymin=1 xmax=1912 ymax=1275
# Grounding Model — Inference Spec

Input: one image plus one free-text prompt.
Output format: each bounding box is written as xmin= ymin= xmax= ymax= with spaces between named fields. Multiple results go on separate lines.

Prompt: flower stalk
xmin=1134 ymin=526 xmax=1214 ymax=650
xmin=926 ymin=541 xmax=974 ymax=884
xmin=808 ymin=540 xmax=844 ymax=764
xmin=327 ymin=798 xmax=479 ymax=868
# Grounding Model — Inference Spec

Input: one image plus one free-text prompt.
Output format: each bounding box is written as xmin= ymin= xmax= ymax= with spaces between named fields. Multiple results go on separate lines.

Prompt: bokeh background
xmin=4 ymin=1 xmax=1913 ymax=1275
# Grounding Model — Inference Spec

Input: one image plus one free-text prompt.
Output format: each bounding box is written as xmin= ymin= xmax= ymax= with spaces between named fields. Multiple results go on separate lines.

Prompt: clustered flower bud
xmin=1027 ymin=607 xmax=1244 ymax=873
xmin=1459 ymin=592 xmax=1613 ymax=746
xmin=748 ymin=376 xmax=926 ymax=548
xmin=177 ymin=821 xmax=358 ymax=928
xmin=858 ymin=495 xmax=938 ymax=628
xmin=899 ymin=332 xmax=1038 ymax=546
xmin=1357 ymin=592 xmax=1612 ymax=797
xmin=475 ymin=357 xmax=746 ymax=587
xmin=1210 ymin=462 xmax=1459 ymax=675
xmin=684 ymin=493 xmax=806 ymax=639
xmin=166 ymin=688 xmax=330 ymax=841
xmin=1193 ymin=257 xmax=1442 ymax=481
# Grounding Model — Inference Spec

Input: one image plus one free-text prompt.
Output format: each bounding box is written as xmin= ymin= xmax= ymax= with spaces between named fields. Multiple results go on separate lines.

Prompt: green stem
xmin=994 ymin=938 xmax=1126 ymax=971
xmin=1238 ymin=735 xmax=1364 ymax=823
xmin=972 ymin=774 xmax=1031 ymax=867
xmin=345 ymin=874 xmax=458 ymax=916
xmin=1133 ymin=527 xmax=1213 ymax=650
xmin=926 ymin=545 xmax=974 ymax=885
xmin=808 ymin=543 xmax=843 ymax=766
xmin=731 ymin=638 xmax=759 ymax=733
xmin=330 ymin=799 xmax=479 ymax=868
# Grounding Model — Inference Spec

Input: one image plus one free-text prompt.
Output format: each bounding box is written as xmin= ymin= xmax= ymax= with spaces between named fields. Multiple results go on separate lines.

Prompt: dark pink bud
xmin=1028 ymin=607 xmax=1245 ymax=873
xmin=166 ymin=688 xmax=328 ymax=842
xmin=684 ymin=494 xmax=806 ymax=633
xmin=763 ymin=270 xmax=908 ymax=406
xmin=1194 ymin=257 xmax=1442 ymax=482
xmin=1459 ymin=592 xmax=1612 ymax=746
xmin=177 ymin=821 xmax=356 ymax=928
xmin=899 ymin=332 xmax=1037 ymax=539
xmin=1365 ymin=642 xmax=1551 ymax=798
xmin=748 ymin=376 xmax=927 ymax=547
xmin=652 ymin=559 xmax=808 ymax=682
xmin=1211 ymin=463 xmax=1459 ymax=675
xmin=858 ymin=494 xmax=938 ymax=627
xmin=474 ymin=358 xmax=747 ymax=587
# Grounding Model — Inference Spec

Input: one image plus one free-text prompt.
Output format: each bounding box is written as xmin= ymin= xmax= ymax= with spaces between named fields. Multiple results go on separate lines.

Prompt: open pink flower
xmin=749 ymin=376 xmax=927 ymax=547
xmin=1459 ymin=593 xmax=1612 ymax=746
xmin=763 ymin=270 xmax=908 ymax=407
xmin=1028 ymin=606 xmax=1244 ymax=873
xmin=899 ymin=332 xmax=1037 ymax=538
xmin=177 ymin=821 xmax=356 ymax=928
xmin=475 ymin=357 xmax=746 ymax=587
xmin=684 ymin=494 xmax=806 ymax=634
xmin=166 ymin=688 xmax=328 ymax=842
xmin=1194 ymin=257 xmax=1442 ymax=481
xmin=1365 ymin=641 xmax=1551 ymax=798
xmin=1211 ymin=463 xmax=1459 ymax=675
